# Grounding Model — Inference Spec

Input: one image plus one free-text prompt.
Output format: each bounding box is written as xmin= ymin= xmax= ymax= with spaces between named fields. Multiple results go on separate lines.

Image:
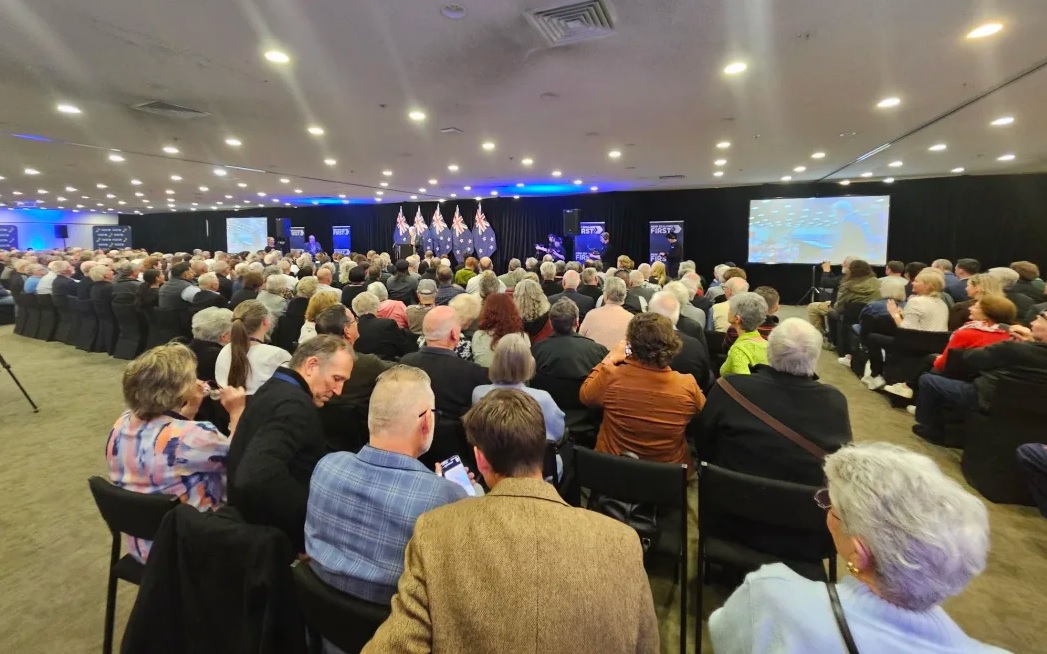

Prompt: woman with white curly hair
xmin=710 ymin=442 xmax=1004 ymax=654
xmin=512 ymin=279 xmax=552 ymax=344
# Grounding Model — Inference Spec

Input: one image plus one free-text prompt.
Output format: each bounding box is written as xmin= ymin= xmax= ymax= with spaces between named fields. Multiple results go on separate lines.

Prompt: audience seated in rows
xmin=298 ymin=289 xmax=341 ymax=345
xmin=227 ymin=336 xmax=354 ymax=551
xmin=405 ymin=279 xmax=437 ymax=335
xmin=548 ymin=270 xmax=595 ymax=320
xmin=580 ymin=312 xmax=705 ymax=471
xmin=1010 ymin=260 xmax=1044 ymax=302
xmin=106 ymin=343 xmax=246 ymax=562
xmin=385 ymin=259 xmax=418 ymax=305
xmin=159 ymin=261 xmax=199 ymax=309
xmin=229 ymin=271 xmax=262 ymax=309
xmin=513 ymin=279 xmax=553 ymax=344
xmin=579 ymin=276 xmax=632 ymax=350
xmin=932 ymin=295 xmax=1016 ymax=372
xmin=648 ymin=290 xmax=712 ymax=390
xmin=313 ymin=303 xmax=392 ymax=413
xmin=350 ymin=291 xmax=417 ymax=360
xmin=712 ymin=275 xmax=750 ymax=332
xmin=532 ymin=297 xmax=608 ymax=380
xmin=189 ymin=307 xmax=233 ymax=382
xmin=945 ymin=258 xmax=981 ymax=302
xmin=256 ymin=274 xmax=289 ymax=331
xmin=363 ymin=389 xmax=658 ymax=653
xmin=990 ymin=266 xmax=1036 ymax=319
xmin=215 ymin=300 xmax=291 ymax=395
xmin=471 ymin=292 xmax=523 ymax=367
xmin=724 ymin=285 xmax=780 ymax=349
xmin=465 ymin=257 xmax=506 ymax=296
xmin=949 ymin=273 xmax=1003 ymax=331
xmin=190 ymin=272 xmax=229 ymax=315
xmin=435 ymin=265 xmax=464 ymax=306
xmin=721 ymin=292 xmax=770 ymax=376
xmin=710 ymin=443 xmax=1000 ymax=654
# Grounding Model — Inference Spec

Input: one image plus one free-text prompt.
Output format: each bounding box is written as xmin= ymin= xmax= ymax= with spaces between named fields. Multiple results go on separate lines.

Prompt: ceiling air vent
xmin=526 ymin=0 xmax=616 ymax=47
xmin=131 ymin=101 xmax=212 ymax=120
xmin=658 ymin=174 xmax=685 ymax=180
xmin=440 ymin=127 xmax=463 ymax=134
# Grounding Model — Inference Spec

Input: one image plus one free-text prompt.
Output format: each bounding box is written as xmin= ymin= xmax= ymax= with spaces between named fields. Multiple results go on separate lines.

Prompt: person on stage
xmin=664 ymin=230 xmax=681 ymax=277
xmin=305 ymin=234 xmax=323 ymax=256
xmin=599 ymin=231 xmax=618 ymax=270
xmin=541 ymin=234 xmax=565 ymax=262
xmin=264 ymin=236 xmax=279 ymax=254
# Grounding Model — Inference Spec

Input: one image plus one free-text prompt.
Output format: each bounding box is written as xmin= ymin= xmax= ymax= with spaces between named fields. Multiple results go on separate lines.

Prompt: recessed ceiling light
xmin=840 ymin=179 xmax=851 ymax=186
xmin=225 ymin=194 xmax=233 ymax=199
xmin=521 ymin=158 xmax=534 ymax=166
xmin=884 ymin=177 xmax=895 ymax=184
xmin=257 ymin=192 xmax=266 ymax=197
xmin=951 ymin=167 xmax=965 ymax=173
xmin=888 ymin=160 xmax=903 ymax=167
xmin=107 ymin=153 xmax=125 ymax=162
xmin=792 ymin=166 xmax=807 ymax=173
xmin=516 ymin=183 xmax=524 ymax=188
xmin=608 ymin=150 xmax=621 ymax=159
xmin=213 ymin=168 xmax=227 ymax=176
xmin=590 ymin=186 xmax=599 ymax=192
xmin=928 ymin=143 xmax=947 ymax=152
xmin=448 ymin=164 xmax=459 ymax=172
xmin=382 ymin=170 xmax=393 ymax=176
xmin=65 ymin=186 xmax=76 ymax=192
xmin=96 ymin=183 xmax=107 ymax=188
xmin=376 ymin=191 xmax=384 ymax=196
xmin=24 ymin=168 xmax=40 ymax=175
xmin=264 ymin=50 xmax=290 ymax=64
xmin=490 ymin=190 xmax=498 ymax=196
xmin=170 ymin=175 xmax=182 ymax=181
xmin=294 ymin=188 xmax=302 ymax=193
xmin=572 ymin=179 xmax=583 ymax=185
xmin=463 ymin=185 xmax=472 ymax=191
xmin=723 ymin=61 xmax=747 ymax=75
xmin=481 ymin=141 xmax=496 ymax=151
xmin=56 ymin=104 xmax=81 ymax=114
xmin=997 ymin=153 xmax=1015 ymax=161
xmin=419 ymin=188 xmax=427 ymax=193
xmin=713 ymin=171 xmax=724 ymax=178
xmin=781 ymin=176 xmax=792 ymax=182
xmin=117 ymin=200 xmax=126 ymax=205
xmin=474 ymin=196 xmax=482 ymax=201
xmin=860 ymin=172 xmax=873 ymax=178
xmin=198 ymin=185 xmax=209 ymax=192
xmin=130 ymin=179 xmax=142 ymax=185
xmin=408 ymin=110 xmax=427 ymax=122
xmin=135 ymin=192 xmax=144 ymax=197
xmin=410 ymin=195 xmax=418 ymax=200
xmin=714 ymin=159 xmax=727 ymax=166
xmin=379 ymin=181 xmax=389 ymax=187
xmin=716 ymin=141 xmax=731 ymax=149
xmin=375 ymin=197 xmax=383 ymax=202
xmin=428 ymin=179 xmax=438 ymax=185
xmin=235 ymin=182 xmax=246 ymax=188
xmin=811 ymin=151 xmax=826 ymax=159
xmin=991 ymin=116 xmax=1014 ymax=126
xmin=225 ymin=137 xmax=242 ymax=147
xmin=552 ymin=170 xmax=562 ymax=177
xmin=36 ymin=189 xmax=48 ymax=194
xmin=324 ymin=158 xmax=337 ymax=166
xmin=967 ymin=22 xmax=1003 ymax=39
xmin=11 ymin=191 xmax=22 ymax=196
xmin=162 ymin=146 xmax=179 ymax=154
xmin=307 ymin=125 xmax=325 ymax=136
xmin=877 ymin=97 xmax=901 ymax=108
xmin=280 ymin=178 xmax=290 ymax=184
xmin=450 ymin=193 xmax=458 ymax=198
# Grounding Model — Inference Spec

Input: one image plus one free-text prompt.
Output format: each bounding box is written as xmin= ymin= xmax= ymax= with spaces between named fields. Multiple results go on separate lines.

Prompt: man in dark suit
xmin=548 ymin=271 xmax=595 ymax=321
xmin=578 ymin=267 xmax=602 ymax=304
xmin=76 ymin=262 xmax=96 ymax=300
xmin=598 ymin=231 xmax=618 ymax=271
xmin=400 ymin=307 xmax=489 ymax=421
xmin=350 ymin=291 xmax=418 ymax=360
xmin=52 ymin=261 xmax=78 ymax=298
xmin=214 ymin=261 xmax=234 ymax=300
xmin=190 ymin=272 xmax=230 ymax=315
xmin=649 ymin=291 xmax=711 ymax=391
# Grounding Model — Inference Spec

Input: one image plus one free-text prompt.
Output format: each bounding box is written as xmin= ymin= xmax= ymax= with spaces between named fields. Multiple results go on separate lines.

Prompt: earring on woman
xmin=846 ymin=561 xmax=860 ymax=575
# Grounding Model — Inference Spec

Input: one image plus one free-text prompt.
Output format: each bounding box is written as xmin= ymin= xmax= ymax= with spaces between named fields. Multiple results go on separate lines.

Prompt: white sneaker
xmin=866 ymin=375 xmax=886 ymax=390
xmin=906 ymin=405 xmax=917 ymax=416
xmin=860 ymin=375 xmax=873 ymax=386
xmin=837 ymin=356 xmax=851 ymax=366
xmin=883 ymin=383 xmax=914 ymax=399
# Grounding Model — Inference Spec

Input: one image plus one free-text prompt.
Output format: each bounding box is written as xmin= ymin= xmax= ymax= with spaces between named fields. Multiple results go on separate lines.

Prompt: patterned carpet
xmin=0 ymin=307 xmax=1044 ymax=653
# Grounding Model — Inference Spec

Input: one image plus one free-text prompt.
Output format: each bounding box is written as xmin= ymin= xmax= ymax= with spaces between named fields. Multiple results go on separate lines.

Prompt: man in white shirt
xmin=35 ymin=260 xmax=62 ymax=295
xmin=466 ymin=256 xmax=506 ymax=295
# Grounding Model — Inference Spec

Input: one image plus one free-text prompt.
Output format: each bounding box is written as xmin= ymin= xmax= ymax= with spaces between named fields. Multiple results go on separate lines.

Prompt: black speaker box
xmin=563 ymin=209 xmax=580 ymax=235
xmin=54 ymin=225 xmax=69 ymax=239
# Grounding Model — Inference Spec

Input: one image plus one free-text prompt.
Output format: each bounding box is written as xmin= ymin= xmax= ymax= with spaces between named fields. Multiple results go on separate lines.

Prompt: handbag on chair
xmin=586 ymin=452 xmax=660 ymax=552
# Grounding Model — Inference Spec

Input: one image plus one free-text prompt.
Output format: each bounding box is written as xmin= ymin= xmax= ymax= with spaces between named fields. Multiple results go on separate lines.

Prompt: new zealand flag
xmin=430 ymin=205 xmax=452 ymax=257
xmin=392 ymin=206 xmax=410 ymax=245
xmin=472 ymin=204 xmax=497 ymax=258
xmin=450 ymin=205 xmax=474 ymax=263
xmin=412 ymin=206 xmax=434 ymax=253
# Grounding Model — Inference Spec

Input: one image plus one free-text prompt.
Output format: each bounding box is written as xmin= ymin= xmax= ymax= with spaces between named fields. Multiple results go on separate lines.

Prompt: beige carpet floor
xmin=1 ymin=306 xmax=1045 ymax=653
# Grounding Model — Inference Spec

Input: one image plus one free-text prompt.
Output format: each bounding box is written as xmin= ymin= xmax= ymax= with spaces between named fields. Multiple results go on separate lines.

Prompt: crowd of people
xmin=2 ymin=242 xmax=1042 ymax=653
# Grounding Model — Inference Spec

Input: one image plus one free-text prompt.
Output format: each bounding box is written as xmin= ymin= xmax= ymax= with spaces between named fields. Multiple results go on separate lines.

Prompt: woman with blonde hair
xmin=106 ymin=343 xmax=246 ymax=561
xmin=299 ymin=290 xmax=341 ymax=344
xmin=949 ymin=273 xmax=1004 ymax=331
xmin=512 ymin=279 xmax=553 ymax=344
xmin=214 ymin=300 xmax=291 ymax=395
xmin=649 ymin=260 xmax=669 ymax=287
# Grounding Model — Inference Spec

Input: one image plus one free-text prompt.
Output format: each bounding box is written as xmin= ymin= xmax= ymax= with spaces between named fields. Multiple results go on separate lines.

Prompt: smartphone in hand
xmin=440 ymin=455 xmax=476 ymax=496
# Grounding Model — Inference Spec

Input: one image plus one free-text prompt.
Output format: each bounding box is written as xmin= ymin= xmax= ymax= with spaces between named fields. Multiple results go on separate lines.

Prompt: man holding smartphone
xmin=305 ymin=365 xmax=470 ymax=605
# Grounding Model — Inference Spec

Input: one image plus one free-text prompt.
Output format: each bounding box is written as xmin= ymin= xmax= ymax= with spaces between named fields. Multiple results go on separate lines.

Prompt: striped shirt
xmin=105 ymin=410 xmax=230 ymax=561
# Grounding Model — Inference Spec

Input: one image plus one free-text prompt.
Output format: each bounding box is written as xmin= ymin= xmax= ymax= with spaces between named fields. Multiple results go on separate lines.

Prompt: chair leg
xmin=695 ymin=541 xmax=704 ymax=654
xmin=829 ymin=554 xmax=838 ymax=583
xmin=103 ymin=537 xmax=120 ymax=654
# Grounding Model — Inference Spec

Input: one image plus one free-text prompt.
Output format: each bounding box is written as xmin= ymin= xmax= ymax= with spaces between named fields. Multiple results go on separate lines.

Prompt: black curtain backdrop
xmin=120 ymin=172 xmax=1047 ymax=302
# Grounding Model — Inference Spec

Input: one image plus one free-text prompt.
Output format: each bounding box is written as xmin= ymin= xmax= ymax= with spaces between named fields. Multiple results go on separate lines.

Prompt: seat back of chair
xmin=697 ymin=462 xmax=833 ymax=557
xmin=150 ymin=307 xmax=189 ymax=341
xmin=840 ymin=302 xmax=866 ymax=323
xmin=112 ymin=302 xmax=143 ymax=333
xmin=987 ymin=378 xmax=1047 ymax=418
xmin=574 ymin=447 xmax=686 ymax=508
xmin=319 ymin=402 xmax=370 ymax=453
xmin=705 ymin=330 xmax=726 ymax=356
xmin=892 ymin=328 xmax=950 ymax=354
xmin=291 ymin=561 xmax=391 ymax=654
xmin=87 ymin=476 xmax=180 ymax=540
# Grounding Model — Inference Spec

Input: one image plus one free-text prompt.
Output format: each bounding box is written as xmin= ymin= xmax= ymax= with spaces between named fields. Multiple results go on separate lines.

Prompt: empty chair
xmin=34 ymin=294 xmax=59 ymax=341
xmin=86 ymin=476 xmax=179 ymax=654
xmin=23 ymin=294 xmax=41 ymax=339
xmin=112 ymin=302 xmax=147 ymax=360
xmin=695 ymin=462 xmax=836 ymax=653
xmin=52 ymin=293 xmax=78 ymax=344
xmin=74 ymin=297 xmax=99 ymax=352
xmin=573 ymin=447 xmax=689 ymax=654
xmin=292 ymin=560 xmax=391 ymax=654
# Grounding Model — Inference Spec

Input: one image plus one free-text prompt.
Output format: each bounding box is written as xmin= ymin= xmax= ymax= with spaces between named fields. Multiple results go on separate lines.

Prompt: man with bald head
xmin=400 ymin=306 xmax=490 ymax=421
xmin=548 ymin=270 xmax=595 ymax=320
xmin=465 ymin=256 xmax=505 ymax=295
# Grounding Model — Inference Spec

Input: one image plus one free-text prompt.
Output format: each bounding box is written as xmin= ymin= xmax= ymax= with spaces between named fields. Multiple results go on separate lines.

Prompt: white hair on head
xmin=192 ymin=307 xmax=233 ymax=342
xmin=766 ymin=318 xmax=821 ymax=376
xmin=728 ymin=291 xmax=767 ymax=331
xmin=714 ymin=264 xmax=729 ymax=283
xmin=367 ymin=281 xmax=389 ymax=301
xmin=724 ymin=277 xmax=750 ymax=295
xmin=987 ymin=266 xmax=1019 ymax=289
xmin=648 ymin=291 xmax=681 ymax=326
xmin=264 ymin=275 xmax=285 ymax=293
xmin=602 ymin=276 xmax=627 ymax=304
xmin=663 ymin=281 xmax=690 ymax=308
xmin=825 ymin=442 xmax=990 ymax=611
xmin=351 ymin=291 xmax=380 ymax=316
xmin=678 ymin=260 xmax=696 ymax=275
xmin=879 ymin=276 xmax=907 ymax=301
xmin=197 ymin=272 xmax=218 ymax=289
xmin=539 ymin=261 xmax=556 ymax=279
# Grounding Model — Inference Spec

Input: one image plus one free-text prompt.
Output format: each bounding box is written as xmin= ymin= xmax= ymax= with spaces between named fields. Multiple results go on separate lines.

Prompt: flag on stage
xmin=412 ymin=206 xmax=433 ymax=253
xmin=472 ymin=203 xmax=497 ymax=258
xmin=430 ymin=205 xmax=452 ymax=257
xmin=450 ymin=205 xmax=474 ymax=262
xmin=393 ymin=206 xmax=410 ymax=245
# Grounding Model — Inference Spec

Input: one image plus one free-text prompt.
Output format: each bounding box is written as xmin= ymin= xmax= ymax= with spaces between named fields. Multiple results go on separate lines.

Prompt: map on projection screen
xmin=747 ymin=196 xmax=890 ymax=265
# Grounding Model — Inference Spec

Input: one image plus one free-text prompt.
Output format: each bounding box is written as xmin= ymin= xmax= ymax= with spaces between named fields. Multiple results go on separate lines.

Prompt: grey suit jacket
xmin=363 ymin=478 xmax=659 ymax=654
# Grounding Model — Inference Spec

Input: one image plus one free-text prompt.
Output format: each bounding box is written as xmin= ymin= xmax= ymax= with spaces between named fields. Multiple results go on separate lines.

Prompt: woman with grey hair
xmin=256 ymin=274 xmax=288 ymax=331
xmin=721 ymin=291 xmax=769 ymax=376
xmin=368 ymin=281 xmax=408 ymax=328
xmin=710 ymin=442 xmax=1002 ymax=654
xmin=579 ymin=276 xmax=633 ymax=350
xmin=512 ymin=279 xmax=553 ymax=344
xmin=189 ymin=307 xmax=234 ymax=381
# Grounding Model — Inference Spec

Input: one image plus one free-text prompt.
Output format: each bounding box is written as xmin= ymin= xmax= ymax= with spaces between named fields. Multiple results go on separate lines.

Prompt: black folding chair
xmin=319 ymin=402 xmax=371 ymax=453
xmin=695 ymin=462 xmax=836 ymax=653
xmin=74 ymin=298 xmax=99 ymax=352
xmin=531 ymin=373 xmax=602 ymax=448
xmin=13 ymin=292 xmax=30 ymax=335
xmin=145 ymin=307 xmax=187 ymax=348
xmin=87 ymin=476 xmax=179 ymax=654
xmin=33 ymin=294 xmax=59 ymax=340
xmin=23 ymin=293 xmax=41 ymax=338
xmin=291 ymin=560 xmax=391 ymax=654
xmin=111 ymin=302 xmax=147 ymax=360
xmin=52 ymin=293 xmax=78 ymax=344
xmin=573 ymin=448 xmax=689 ymax=654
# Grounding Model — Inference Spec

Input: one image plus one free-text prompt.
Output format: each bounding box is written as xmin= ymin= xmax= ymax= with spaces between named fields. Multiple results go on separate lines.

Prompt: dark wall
xmin=120 ymin=172 xmax=1047 ymax=302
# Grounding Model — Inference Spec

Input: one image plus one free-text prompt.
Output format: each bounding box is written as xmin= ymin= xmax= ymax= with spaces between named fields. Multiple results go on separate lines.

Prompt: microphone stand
xmin=0 ymin=351 xmax=39 ymax=412
xmin=796 ymin=264 xmax=821 ymax=305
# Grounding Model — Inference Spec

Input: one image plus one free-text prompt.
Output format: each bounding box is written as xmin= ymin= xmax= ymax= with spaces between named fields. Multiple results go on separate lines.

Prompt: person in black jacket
xmin=598 ymin=231 xmax=618 ymax=271
xmin=548 ymin=271 xmax=595 ymax=321
xmin=214 ymin=261 xmax=234 ymax=300
xmin=135 ymin=269 xmax=164 ymax=310
xmin=400 ymin=307 xmax=489 ymax=420
xmin=110 ymin=261 xmax=142 ymax=302
xmin=649 ymin=291 xmax=712 ymax=391
xmin=805 ymin=257 xmax=853 ymax=333
xmin=350 ymin=292 xmax=418 ymax=360
xmin=76 ymin=261 xmax=96 ymax=300
xmin=227 ymin=335 xmax=355 ymax=551
xmin=340 ymin=265 xmax=369 ymax=308
xmin=229 ymin=271 xmax=262 ymax=309
xmin=189 ymin=273 xmax=229 ymax=315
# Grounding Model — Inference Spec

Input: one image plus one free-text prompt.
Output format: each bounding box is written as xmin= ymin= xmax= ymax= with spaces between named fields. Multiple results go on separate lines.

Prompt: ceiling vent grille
xmin=131 ymin=101 xmax=212 ymax=120
xmin=658 ymin=174 xmax=685 ymax=180
xmin=526 ymin=0 xmax=616 ymax=47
